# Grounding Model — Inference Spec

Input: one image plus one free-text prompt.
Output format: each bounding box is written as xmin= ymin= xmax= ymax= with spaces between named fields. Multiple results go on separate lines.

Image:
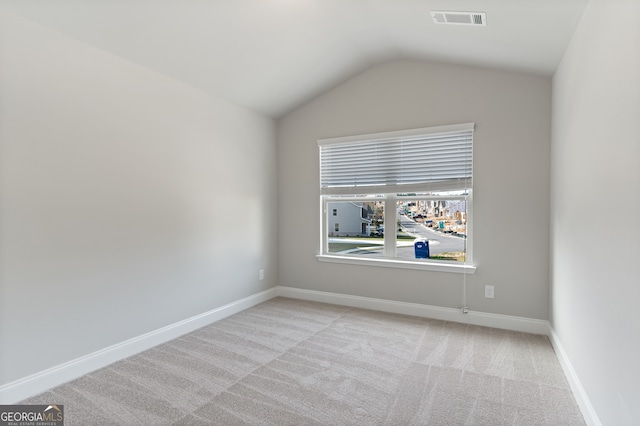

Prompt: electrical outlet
xmin=259 ymin=269 xmax=264 ymax=281
xmin=485 ymin=285 xmax=494 ymax=299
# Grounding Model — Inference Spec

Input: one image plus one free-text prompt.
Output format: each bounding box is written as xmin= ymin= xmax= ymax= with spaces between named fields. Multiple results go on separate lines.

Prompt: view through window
xmin=318 ymin=123 xmax=474 ymax=268
xmin=324 ymin=192 xmax=469 ymax=262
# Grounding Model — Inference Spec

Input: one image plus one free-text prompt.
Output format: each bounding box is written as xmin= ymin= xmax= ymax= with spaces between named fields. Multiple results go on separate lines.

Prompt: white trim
xmin=275 ymin=287 xmax=548 ymax=335
xmin=548 ymin=328 xmax=602 ymax=426
xmin=317 ymin=254 xmax=477 ymax=274
xmin=320 ymin=181 xmax=470 ymax=196
xmin=0 ymin=288 xmax=278 ymax=404
xmin=317 ymin=122 xmax=475 ymax=146
xmin=0 ymin=285 xmax=560 ymax=406
xmin=384 ymin=198 xmax=397 ymax=258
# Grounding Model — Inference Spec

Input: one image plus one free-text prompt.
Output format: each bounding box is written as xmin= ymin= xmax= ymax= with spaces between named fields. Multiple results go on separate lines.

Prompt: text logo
xmin=0 ymin=405 xmax=64 ymax=426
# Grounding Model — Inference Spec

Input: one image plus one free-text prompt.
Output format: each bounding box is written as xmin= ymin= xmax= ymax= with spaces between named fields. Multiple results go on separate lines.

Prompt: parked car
xmin=371 ymin=226 xmax=384 ymax=237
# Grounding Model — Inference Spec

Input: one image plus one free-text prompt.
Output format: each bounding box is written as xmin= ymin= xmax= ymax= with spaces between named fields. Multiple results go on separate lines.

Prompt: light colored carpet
xmin=22 ymin=297 xmax=585 ymax=425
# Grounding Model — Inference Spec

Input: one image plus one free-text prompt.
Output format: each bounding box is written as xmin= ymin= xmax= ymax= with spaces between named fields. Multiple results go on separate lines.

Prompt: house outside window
xmin=318 ymin=123 xmax=475 ymax=273
xmin=327 ymin=202 xmax=371 ymax=237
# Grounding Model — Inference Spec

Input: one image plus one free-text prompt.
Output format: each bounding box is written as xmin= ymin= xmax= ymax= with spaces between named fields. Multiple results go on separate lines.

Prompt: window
xmin=318 ymin=123 xmax=475 ymax=273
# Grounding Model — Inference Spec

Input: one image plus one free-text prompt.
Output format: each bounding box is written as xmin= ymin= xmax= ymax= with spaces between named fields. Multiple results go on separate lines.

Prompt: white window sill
xmin=316 ymin=254 xmax=476 ymax=274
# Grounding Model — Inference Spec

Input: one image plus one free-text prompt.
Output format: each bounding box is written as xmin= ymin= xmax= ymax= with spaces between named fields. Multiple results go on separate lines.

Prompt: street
xmin=328 ymin=214 xmax=466 ymax=260
xmin=398 ymin=214 xmax=466 ymax=256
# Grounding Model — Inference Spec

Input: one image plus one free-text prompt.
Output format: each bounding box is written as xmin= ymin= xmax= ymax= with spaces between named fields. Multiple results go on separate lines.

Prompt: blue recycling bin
xmin=414 ymin=239 xmax=430 ymax=259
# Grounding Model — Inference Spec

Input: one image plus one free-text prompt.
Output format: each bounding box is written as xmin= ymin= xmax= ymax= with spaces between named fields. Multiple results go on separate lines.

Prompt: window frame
xmin=317 ymin=123 xmax=476 ymax=274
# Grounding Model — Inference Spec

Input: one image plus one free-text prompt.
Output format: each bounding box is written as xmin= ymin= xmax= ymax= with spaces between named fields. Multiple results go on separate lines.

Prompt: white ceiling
xmin=0 ymin=0 xmax=588 ymax=118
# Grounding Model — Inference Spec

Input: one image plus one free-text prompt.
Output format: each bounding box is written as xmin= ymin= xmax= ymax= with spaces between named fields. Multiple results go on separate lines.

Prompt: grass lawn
xmin=328 ymin=233 xmax=414 ymax=253
xmin=328 ymin=234 xmax=465 ymax=262
xmin=329 ymin=243 xmax=375 ymax=252
xmin=430 ymin=252 xmax=466 ymax=262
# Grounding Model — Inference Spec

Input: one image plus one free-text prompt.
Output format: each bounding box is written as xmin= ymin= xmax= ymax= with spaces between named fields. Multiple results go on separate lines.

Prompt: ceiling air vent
xmin=431 ymin=11 xmax=486 ymax=26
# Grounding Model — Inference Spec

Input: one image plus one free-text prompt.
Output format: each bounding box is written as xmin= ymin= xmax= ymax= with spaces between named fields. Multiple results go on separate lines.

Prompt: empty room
xmin=0 ymin=0 xmax=638 ymax=425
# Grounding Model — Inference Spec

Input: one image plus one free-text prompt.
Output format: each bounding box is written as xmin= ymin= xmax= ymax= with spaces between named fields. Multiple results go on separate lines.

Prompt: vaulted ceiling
xmin=0 ymin=0 xmax=588 ymax=117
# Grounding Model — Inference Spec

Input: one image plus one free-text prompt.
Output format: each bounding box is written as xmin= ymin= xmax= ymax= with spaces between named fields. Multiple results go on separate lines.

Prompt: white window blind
xmin=318 ymin=123 xmax=473 ymax=195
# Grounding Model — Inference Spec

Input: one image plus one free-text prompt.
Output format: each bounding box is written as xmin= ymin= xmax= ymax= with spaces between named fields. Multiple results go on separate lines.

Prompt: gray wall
xmin=0 ymin=11 xmax=277 ymax=386
xmin=551 ymin=0 xmax=640 ymax=424
xmin=277 ymin=60 xmax=552 ymax=319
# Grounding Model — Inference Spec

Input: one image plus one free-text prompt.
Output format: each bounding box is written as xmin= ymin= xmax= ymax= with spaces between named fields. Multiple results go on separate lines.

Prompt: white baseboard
xmin=0 ymin=287 xmax=278 ymax=404
xmin=548 ymin=328 xmax=602 ymax=426
xmin=275 ymin=286 xmax=550 ymax=335
xmin=0 ymin=285 xmax=554 ymax=405
xmin=286 ymin=287 xmax=600 ymax=424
